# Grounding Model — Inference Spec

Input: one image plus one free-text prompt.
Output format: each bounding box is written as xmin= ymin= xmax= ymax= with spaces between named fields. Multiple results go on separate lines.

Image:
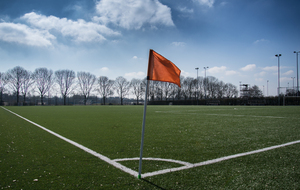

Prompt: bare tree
xmin=206 ymin=76 xmax=219 ymax=98
xmin=33 ymin=68 xmax=53 ymax=105
xmin=216 ymin=81 xmax=225 ymax=99
xmin=131 ymin=78 xmax=145 ymax=104
xmin=225 ymin=83 xmax=238 ymax=98
xmin=0 ymin=72 xmax=8 ymax=105
xmin=196 ymin=76 xmax=204 ymax=99
xmin=152 ymin=81 xmax=163 ymax=100
xmin=55 ymin=70 xmax=76 ymax=105
xmin=173 ymin=76 xmax=185 ymax=100
xmin=20 ymin=70 xmax=34 ymax=105
xmin=96 ymin=76 xmax=114 ymax=105
xmin=6 ymin=66 xmax=26 ymax=105
xmin=249 ymin=85 xmax=263 ymax=98
xmin=161 ymin=82 xmax=173 ymax=101
xmin=148 ymin=80 xmax=156 ymax=101
xmin=77 ymin=72 xmax=96 ymax=105
xmin=182 ymin=77 xmax=195 ymax=100
xmin=114 ymin=76 xmax=130 ymax=105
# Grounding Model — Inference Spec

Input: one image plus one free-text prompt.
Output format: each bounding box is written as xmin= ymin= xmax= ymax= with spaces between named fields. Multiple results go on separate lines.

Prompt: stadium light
xmin=275 ymin=54 xmax=281 ymax=105
xmin=204 ymin=67 xmax=209 ymax=99
xmin=267 ymin=80 xmax=269 ymax=97
xmin=294 ymin=51 xmax=299 ymax=96
xmin=195 ymin=67 xmax=199 ymax=105
xmin=291 ymin=77 xmax=295 ymax=95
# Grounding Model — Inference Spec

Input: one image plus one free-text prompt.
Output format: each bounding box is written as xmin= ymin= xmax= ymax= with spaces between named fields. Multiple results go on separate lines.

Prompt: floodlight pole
xmin=275 ymin=54 xmax=281 ymax=105
xmin=204 ymin=67 xmax=209 ymax=99
xmin=291 ymin=77 xmax=295 ymax=95
xmin=267 ymin=80 xmax=269 ymax=97
xmin=294 ymin=51 xmax=299 ymax=96
xmin=195 ymin=67 xmax=199 ymax=105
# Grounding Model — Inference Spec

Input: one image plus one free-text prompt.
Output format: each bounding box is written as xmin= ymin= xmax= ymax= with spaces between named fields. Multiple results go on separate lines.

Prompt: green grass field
xmin=1 ymin=105 xmax=300 ymax=189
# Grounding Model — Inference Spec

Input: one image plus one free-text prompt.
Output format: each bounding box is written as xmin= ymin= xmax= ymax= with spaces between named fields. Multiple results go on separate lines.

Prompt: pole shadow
xmin=141 ymin=178 xmax=167 ymax=190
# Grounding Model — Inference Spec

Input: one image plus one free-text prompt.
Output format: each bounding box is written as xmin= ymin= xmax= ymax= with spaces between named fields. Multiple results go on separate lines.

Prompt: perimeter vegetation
xmin=1 ymin=106 xmax=299 ymax=189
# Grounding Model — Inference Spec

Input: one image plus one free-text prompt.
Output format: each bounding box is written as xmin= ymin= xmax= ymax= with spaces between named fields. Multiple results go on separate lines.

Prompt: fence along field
xmin=1 ymin=105 xmax=300 ymax=189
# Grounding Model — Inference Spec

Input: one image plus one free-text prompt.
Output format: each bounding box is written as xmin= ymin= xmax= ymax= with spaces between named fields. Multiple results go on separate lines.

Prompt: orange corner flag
xmin=147 ymin=49 xmax=181 ymax=87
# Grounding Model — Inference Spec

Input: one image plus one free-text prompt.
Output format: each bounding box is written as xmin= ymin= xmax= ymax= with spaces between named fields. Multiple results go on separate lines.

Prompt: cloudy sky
xmin=1 ymin=0 xmax=300 ymax=96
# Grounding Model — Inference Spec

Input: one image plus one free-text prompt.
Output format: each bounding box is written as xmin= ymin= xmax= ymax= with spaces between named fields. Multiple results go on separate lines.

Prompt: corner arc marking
xmin=114 ymin=157 xmax=193 ymax=166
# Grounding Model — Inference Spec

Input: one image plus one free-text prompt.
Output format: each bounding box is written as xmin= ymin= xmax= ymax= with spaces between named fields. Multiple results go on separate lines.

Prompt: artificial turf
xmin=1 ymin=105 xmax=299 ymax=189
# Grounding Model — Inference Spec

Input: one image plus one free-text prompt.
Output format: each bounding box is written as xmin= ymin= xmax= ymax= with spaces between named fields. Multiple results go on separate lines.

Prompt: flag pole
xmin=138 ymin=78 xmax=149 ymax=179
xmin=138 ymin=49 xmax=152 ymax=179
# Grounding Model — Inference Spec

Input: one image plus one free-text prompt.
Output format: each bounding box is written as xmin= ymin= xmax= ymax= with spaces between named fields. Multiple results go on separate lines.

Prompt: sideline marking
xmin=141 ymin=139 xmax=300 ymax=177
xmin=114 ymin=157 xmax=193 ymax=167
xmin=155 ymin=111 xmax=285 ymax=118
xmin=205 ymin=113 xmax=285 ymax=119
xmin=1 ymin=107 xmax=138 ymax=177
xmin=2 ymin=107 xmax=300 ymax=178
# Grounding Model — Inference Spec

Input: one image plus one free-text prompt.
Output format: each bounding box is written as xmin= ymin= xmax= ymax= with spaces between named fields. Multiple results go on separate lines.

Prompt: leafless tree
xmin=0 ymin=72 xmax=8 ymax=105
xmin=216 ymin=81 xmax=225 ymax=99
xmin=33 ymin=68 xmax=53 ymax=105
xmin=131 ymin=78 xmax=145 ymax=104
xmin=152 ymin=81 xmax=163 ymax=100
xmin=148 ymin=80 xmax=156 ymax=101
xmin=20 ymin=70 xmax=34 ymax=105
xmin=6 ymin=66 xmax=26 ymax=105
xmin=195 ymin=76 xmax=204 ymax=99
xmin=206 ymin=76 xmax=219 ymax=98
xmin=114 ymin=76 xmax=130 ymax=105
xmin=173 ymin=76 xmax=185 ymax=100
xmin=161 ymin=82 xmax=173 ymax=101
xmin=225 ymin=83 xmax=238 ymax=98
xmin=182 ymin=77 xmax=196 ymax=100
xmin=249 ymin=85 xmax=263 ymax=98
xmin=55 ymin=70 xmax=76 ymax=105
xmin=77 ymin=72 xmax=96 ymax=105
xmin=96 ymin=76 xmax=114 ymax=105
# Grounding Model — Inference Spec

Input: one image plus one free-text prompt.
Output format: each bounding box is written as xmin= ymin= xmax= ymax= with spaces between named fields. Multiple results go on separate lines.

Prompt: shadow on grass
xmin=142 ymin=179 xmax=167 ymax=190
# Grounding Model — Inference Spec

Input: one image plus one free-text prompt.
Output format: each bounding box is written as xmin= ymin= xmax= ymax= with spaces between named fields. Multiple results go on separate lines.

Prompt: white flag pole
xmin=138 ymin=78 xmax=149 ymax=179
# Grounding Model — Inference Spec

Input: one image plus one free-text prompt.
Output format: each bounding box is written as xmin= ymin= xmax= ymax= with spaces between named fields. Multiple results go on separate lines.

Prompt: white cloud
xmin=21 ymin=12 xmax=120 ymax=42
xmin=255 ymin=78 xmax=264 ymax=82
xmin=282 ymin=70 xmax=293 ymax=76
xmin=125 ymin=71 xmax=146 ymax=79
xmin=225 ymin=70 xmax=237 ymax=76
xmin=171 ymin=42 xmax=186 ymax=47
xmin=208 ymin=66 xmax=227 ymax=74
xmin=181 ymin=70 xmax=190 ymax=77
xmin=240 ymin=64 xmax=256 ymax=71
xmin=93 ymin=0 xmax=174 ymax=30
xmin=178 ymin=7 xmax=194 ymax=14
xmin=206 ymin=66 xmax=238 ymax=76
xmin=220 ymin=2 xmax=228 ymax=6
xmin=0 ymin=22 xmax=55 ymax=47
xmin=255 ymin=71 xmax=266 ymax=77
xmin=193 ymin=0 xmax=215 ymax=7
xmin=281 ymin=77 xmax=292 ymax=83
xmin=262 ymin=66 xmax=278 ymax=71
xmin=253 ymin=38 xmax=269 ymax=44
xmin=100 ymin=67 xmax=109 ymax=72
xmin=132 ymin=56 xmax=138 ymax=59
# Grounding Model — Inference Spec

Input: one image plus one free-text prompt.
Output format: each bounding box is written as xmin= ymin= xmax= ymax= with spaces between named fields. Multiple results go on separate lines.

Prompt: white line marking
xmin=1 ymin=107 xmax=138 ymax=177
xmin=155 ymin=111 xmax=285 ymax=118
xmin=114 ymin=157 xmax=193 ymax=167
xmin=3 ymin=107 xmax=300 ymax=178
xmin=142 ymin=140 xmax=300 ymax=178
xmin=206 ymin=114 xmax=285 ymax=119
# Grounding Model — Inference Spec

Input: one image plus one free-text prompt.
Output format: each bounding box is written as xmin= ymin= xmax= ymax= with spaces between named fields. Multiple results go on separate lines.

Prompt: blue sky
xmin=1 ymin=0 xmax=300 ymax=96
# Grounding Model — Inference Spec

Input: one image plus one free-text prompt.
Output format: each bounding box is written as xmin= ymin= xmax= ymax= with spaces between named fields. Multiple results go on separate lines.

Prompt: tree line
xmin=0 ymin=66 xmax=242 ymax=106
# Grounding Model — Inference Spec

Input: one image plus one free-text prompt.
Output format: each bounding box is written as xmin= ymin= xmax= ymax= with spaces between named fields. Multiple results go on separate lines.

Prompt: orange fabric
xmin=147 ymin=49 xmax=181 ymax=87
